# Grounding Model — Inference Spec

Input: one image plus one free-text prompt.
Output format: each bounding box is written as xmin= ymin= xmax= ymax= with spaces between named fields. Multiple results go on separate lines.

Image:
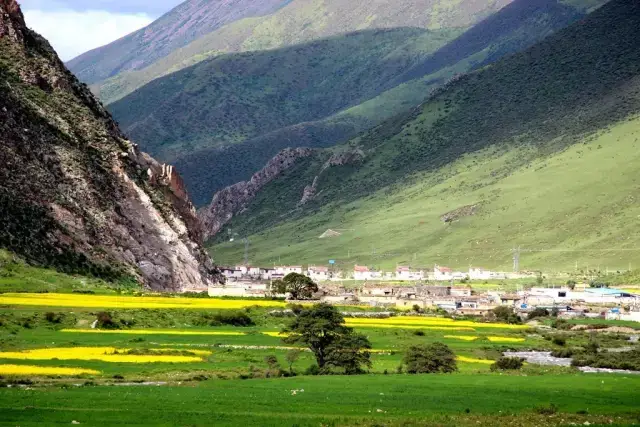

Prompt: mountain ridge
xmin=67 ymin=0 xmax=291 ymax=85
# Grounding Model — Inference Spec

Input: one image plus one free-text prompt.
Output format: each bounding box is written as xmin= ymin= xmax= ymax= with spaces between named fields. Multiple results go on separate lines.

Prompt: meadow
xmin=1 ymin=291 xmax=639 ymax=425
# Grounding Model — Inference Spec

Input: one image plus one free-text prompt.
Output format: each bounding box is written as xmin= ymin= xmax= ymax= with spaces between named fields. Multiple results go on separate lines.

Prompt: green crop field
xmin=1 ymin=259 xmax=639 ymax=426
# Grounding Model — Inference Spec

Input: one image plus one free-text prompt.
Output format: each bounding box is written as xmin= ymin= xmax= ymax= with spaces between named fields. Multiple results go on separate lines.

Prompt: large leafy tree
xmin=272 ymin=273 xmax=319 ymax=300
xmin=283 ymin=303 xmax=371 ymax=374
xmin=403 ymin=343 xmax=457 ymax=374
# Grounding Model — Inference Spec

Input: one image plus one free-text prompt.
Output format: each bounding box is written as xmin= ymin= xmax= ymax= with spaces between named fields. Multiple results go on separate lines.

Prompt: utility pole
xmin=243 ymin=238 xmax=249 ymax=266
xmin=512 ymin=246 xmax=520 ymax=272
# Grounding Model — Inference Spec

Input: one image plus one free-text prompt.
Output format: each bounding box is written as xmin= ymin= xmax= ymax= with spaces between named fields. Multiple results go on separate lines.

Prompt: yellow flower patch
xmin=443 ymin=335 xmax=478 ymax=341
xmin=0 ymin=364 xmax=100 ymax=376
xmin=487 ymin=336 xmax=526 ymax=343
xmin=344 ymin=323 xmax=475 ymax=331
xmin=61 ymin=329 xmax=245 ymax=336
xmin=456 ymin=356 xmax=494 ymax=365
xmin=0 ymin=293 xmax=286 ymax=310
xmin=344 ymin=317 xmax=527 ymax=329
xmin=0 ymin=347 xmax=206 ymax=363
xmin=262 ymin=332 xmax=290 ymax=337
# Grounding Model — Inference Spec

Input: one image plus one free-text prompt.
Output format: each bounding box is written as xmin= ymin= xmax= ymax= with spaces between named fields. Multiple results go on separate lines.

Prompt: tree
xmin=490 ymin=357 xmax=524 ymax=371
xmin=491 ymin=306 xmax=521 ymax=324
xmin=283 ymin=303 xmax=371 ymax=374
xmin=273 ymin=273 xmax=319 ymax=300
xmin=403 ymin=343 xmax=457 ymax=374
xmin=285 ymin=349 xmax=301 ymax=375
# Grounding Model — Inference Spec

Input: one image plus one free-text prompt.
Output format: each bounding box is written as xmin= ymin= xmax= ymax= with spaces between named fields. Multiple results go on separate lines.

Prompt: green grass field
xmin=1 ymin=282 xmax=639 ymax=426
xmin=2 ymin=374 xmax=640 ymax=426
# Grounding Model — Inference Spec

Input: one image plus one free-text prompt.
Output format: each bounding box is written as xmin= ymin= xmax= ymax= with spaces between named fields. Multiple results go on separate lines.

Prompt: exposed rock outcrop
xmin=440 ymin=204 xmax=480 ymax=223
xmin=200 ymin=148 xmax=314 ymax=239
xmin=298 ymin=148 xmax=365 ymax=205
xmin=0 ymin=0 xmax=220 ymax=291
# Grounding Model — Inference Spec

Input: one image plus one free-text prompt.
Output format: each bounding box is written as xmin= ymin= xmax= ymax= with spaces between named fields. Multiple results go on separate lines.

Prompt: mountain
xmin=204 ymin=0 xmax=640 ymax=272
xmin=0 ymin=0 xmax=220 ymax=292
xmin=91 ymin=0 xmax=515 ymax=104
xmin=67 ymin=0 xmax=290 ymax=85
xmin=110 ymin=0 xmax=603 ymax=207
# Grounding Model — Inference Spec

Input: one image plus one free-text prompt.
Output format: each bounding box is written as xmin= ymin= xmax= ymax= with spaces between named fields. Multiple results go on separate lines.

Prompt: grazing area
xmin=1 ymin=284 xmax=640 ymax=425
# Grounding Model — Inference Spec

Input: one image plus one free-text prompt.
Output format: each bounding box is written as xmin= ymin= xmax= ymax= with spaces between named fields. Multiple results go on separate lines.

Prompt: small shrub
xmin=413 ymin=330 xmax=425 ymax=336
xmin=112 ymin=374 xmax=125 ymax=380
xmin=576 ymin=409 xmax=589 ymax=415
xmin=44 ymin=312 xmax=62 ymax=323
xmin=535 ymin=403 xmax=558 ymax=415
xmin=527 ymin=308 xmax=549 ymax=320
xmin=490 ymin=357 xmax=524 ymax=371
xmin=550 ymin=349 xmax=574 ymax=358
xmin=210 ymin=311 xmax=254 ymax=327
xmin=551 ymin=319 xmax=572 ymax=330
xmin=552 ymin=336 xmax=567 ymax=346
xmin=96 ymin=312 xmax=119 ymax=329
xmin=305 ymin=364 xmax=321 ymax=376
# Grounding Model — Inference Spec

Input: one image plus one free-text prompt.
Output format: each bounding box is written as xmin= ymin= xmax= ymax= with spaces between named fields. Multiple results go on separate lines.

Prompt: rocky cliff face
xmin=200 ymin=148 xmax=314 ymax=239
xmin=0 ymin=0 xmax=220 ymax=292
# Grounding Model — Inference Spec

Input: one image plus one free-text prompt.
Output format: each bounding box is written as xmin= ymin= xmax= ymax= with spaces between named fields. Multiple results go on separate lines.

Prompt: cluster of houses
xmin=219 ymin=264 xmax=532 ymax=283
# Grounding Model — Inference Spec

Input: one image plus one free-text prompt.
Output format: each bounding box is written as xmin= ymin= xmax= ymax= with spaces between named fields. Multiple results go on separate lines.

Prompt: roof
xmin=436 ymin=266 xmax=452 ymax=272
xmin=500 ymin=294 xmax=521 ymax=300
xmin=585 ymin=288 xmax=629 ymax=295
xmin=396 ymin=266 xmax=411 ymax=272
xmin=354 ymin=265 xmax=370 ymax=272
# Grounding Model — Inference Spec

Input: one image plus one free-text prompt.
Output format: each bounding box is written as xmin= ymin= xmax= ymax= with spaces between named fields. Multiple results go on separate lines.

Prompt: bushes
xmin=552 ymin=336 xmax=567 ymax=346
xmin=96 ymin=312 xmax=119 ymax=329
xmin=551 ymin=319 xmax=572 ymax=330
xmin=490 ymin=357 xmax=524 ymax=371
xmin=534 ymin=403 xmax=558 ymax=415
xmin=571 ymin=349 xmax=640 ymax=371
xmin=527 ymin=307 xmax=549 ymax=320
xmin=490 ymin=306 xmax=521 ymax=324
xmin=44 ymin=312 xmax=63 ymax=323
xmin=208 ymin=311 xmax=255 ymax=327
xmin=403 ymin=343 xmax=457 ymax=374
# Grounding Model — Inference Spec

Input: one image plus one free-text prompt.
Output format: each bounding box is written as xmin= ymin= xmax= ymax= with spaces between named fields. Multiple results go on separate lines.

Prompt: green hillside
xmin=109 ymin=27 xmax=457 ymax=160
xmin=111 ymin=0 xmax=600 ymax=206
xmin=67 ymin=0 xmax=291 ymax=85
xmin=208 ymin=0 xmax=640 ymax=272
xmin=96 ymin=0 xmax=513 ymax=104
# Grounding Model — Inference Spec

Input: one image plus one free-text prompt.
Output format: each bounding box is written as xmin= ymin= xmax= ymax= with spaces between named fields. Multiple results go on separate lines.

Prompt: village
xmin=210 ymin=264 xmax=640 ymax=322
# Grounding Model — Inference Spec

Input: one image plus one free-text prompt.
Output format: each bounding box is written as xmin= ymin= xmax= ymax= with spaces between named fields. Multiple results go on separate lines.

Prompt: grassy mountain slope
xmin=67 ymin=0 xmax=290 ymax=85
xmin=208 ymin=0 xmax=640 ymax=272
xmin=109 ymin=27 xmax=456 ymax=159
xmin=111 ymin=0 xmax=601 ymax=206
xmin=95 ymin=0 xmax=514 ymax=104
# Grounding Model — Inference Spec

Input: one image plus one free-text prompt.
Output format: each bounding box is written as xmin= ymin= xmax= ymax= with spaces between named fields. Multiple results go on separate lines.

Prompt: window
xmin=558 ymin=292 xmax=567 ymax=297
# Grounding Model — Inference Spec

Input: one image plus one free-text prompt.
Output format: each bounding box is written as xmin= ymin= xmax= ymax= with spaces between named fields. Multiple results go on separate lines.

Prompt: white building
xmin=354 ymin=265 xmax=374 ymax=281
xmin=307 ymin=266 xmax=329 ymax=281
xmin=451 ymin=286 xmax=472 ymax=297
xmin=523 ymin=287 xmax=638 ymax=305
xmin=433 ymin=265 xmax=453 ymax=281
xmin=208 ymin=283 xmax=268 ymax=297
xmin=221 ymin=267 xmax=242 ymax=280
xmin=468 ymin=267 xmax=491 ymax=280
xmin=276 ymin=266 xmax=303 ymax=276
xmin=395 ymin=266 xmax=424 ymax=281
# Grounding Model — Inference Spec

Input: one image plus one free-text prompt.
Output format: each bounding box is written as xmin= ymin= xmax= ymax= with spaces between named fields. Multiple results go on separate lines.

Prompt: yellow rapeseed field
xmin=61 ymin=329 xmax=246 ymax=336
xmin=345 ymin=317 xmax=528 ymax=330
xmin=0 ymin=293 xmax=286 ymax=309
xmin=443 ymin=335 xmax=479 ymax=341
xmin=0 ymin=347 xmax=207 ymax=363
xmin=345 ymin=322 xmax=476 ymax=331
xmin=487 ymin=336 xmax=526 ymax=343
xmin=456 ymin=356 xmax=494 ymax=365
xmin=262 ymin=332 xmax=290 ymax=337
xmin=0 ymin=364 xmax=100 ymax=376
